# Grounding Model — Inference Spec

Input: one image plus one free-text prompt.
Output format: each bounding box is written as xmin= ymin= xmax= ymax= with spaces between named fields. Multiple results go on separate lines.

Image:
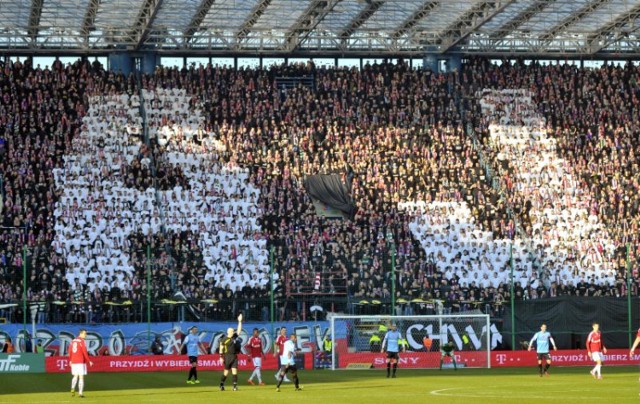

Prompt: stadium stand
xmin=0 ymin=58 xmax=638 ymax=325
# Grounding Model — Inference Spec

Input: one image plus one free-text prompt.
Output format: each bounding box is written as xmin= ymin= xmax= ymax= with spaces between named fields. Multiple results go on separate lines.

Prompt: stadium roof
xmin=2 ymin=0 xmax=640 ymax=56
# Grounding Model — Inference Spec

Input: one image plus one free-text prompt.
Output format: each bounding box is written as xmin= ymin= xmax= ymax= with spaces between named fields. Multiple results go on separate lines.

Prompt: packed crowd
xmin=478 ymin=88 xmax=617 ymax=288
xmin=461 ymin=59 xmax=640 ymax=293
xmin=1 ymin=58 xmax=639 ymax=325
xmin=0 ymin=58 xmax=137 ymax=323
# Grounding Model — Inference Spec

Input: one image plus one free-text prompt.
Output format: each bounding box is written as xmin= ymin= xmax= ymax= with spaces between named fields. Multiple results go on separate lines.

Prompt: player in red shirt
xmin=273 ymin=327 xmax=290 ymax=382
xmin=69 ymin=329 xmax=93 ymax=397
xmin=629 ymin=327 xmax=640 ymax=381
xmin=586 ymin=322 xmax=607 ymax=380
xmin=246 ymin=328 xmax=266 ymax=385
xmin=629 ymin=327 xmax=640 ymax=355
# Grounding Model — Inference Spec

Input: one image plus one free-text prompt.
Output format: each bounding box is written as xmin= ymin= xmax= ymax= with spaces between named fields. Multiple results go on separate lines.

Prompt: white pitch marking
xmin=429 ymin=387 xmax=614 ymax=400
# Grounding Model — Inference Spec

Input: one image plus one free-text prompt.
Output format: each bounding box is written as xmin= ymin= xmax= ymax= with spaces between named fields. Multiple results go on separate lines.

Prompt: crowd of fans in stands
xmin=0 ymin=57 xmax=639 ymax=325
xmin=461 ymin=59 xmax=640 ymax=295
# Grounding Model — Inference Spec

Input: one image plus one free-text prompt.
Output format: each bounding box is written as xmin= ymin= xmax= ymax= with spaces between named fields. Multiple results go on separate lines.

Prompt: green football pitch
xmin=2 ymin=366 xmax=640 ymax=404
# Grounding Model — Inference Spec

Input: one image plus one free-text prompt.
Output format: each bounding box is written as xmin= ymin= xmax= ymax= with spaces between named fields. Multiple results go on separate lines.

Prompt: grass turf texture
xmin=2 ymin=367 xmax=640 ymax=404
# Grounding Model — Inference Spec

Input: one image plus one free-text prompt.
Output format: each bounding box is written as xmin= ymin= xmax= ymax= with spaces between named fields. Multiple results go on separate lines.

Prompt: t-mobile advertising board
xmin=46 ymin=353 xmax=311 ymax=373
xmin=338 ymin=349 xmax=640 ymax=369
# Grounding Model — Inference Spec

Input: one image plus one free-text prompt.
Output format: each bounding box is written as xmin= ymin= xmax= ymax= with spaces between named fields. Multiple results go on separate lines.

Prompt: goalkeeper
xmin=440 ymin=341 xmax=457 ymax=370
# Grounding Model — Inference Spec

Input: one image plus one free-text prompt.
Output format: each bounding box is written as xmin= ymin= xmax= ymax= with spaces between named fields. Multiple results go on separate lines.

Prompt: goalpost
xmin=329 ymin=314 xmax=491 ymax=370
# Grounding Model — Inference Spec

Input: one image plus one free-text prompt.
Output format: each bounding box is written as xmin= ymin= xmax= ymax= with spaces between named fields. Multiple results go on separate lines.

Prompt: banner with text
xmin=46 ymin=353 xmax=311 ymax=373
xmin=492 ymin=349 xmax=637 ymax=367
xmin=338 ymin=349 xmax=640 ymax=369
xmin=0 ymin=353 xmax=45 ymax=373
xmin=0 ymin=321 xmax=330 ymax=357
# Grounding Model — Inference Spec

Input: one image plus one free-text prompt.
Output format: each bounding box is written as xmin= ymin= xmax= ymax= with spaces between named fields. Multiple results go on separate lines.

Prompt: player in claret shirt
xmin=273 ymin=327 xmax=290 ymax=382
xmin=247 ymin=328 xmax=266 ymax=386
xmin=69 ymin=329 xmax=93 ymax=398
xmin=586 ymin=322 xmax=607 ymax=380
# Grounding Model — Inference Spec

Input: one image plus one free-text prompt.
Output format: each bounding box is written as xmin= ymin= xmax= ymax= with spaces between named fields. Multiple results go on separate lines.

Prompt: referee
xmin=219 ymin=314 xmax=243 ymax=391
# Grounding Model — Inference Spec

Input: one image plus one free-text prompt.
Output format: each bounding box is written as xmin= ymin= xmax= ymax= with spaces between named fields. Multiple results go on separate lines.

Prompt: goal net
xmin=329 ymin=314 xmax=491 ymax=370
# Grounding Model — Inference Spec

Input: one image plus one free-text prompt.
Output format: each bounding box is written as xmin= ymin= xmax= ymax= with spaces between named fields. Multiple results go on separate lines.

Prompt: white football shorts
xmin=71 ymin=363 xmax=87 ymax=376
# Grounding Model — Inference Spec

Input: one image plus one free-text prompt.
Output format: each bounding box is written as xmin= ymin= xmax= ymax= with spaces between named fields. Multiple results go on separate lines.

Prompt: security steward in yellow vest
xmin=323 ymin=336 xmax=333 ymax=354
xmin=322 ymin=336 xmax=333 ymax=366
xmin=369 ymin=333 xmax=382 ymax=352
xmin=399 ymin=337 xmax=409 ymax=352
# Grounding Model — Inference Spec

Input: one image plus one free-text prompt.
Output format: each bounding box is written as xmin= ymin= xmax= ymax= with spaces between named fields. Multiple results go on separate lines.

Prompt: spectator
xmin=151 ymin=336 xmax=164 ymax=355
xmin=35 ymin=339 xmax=45 ymax=354
xmin=2 ymin=336 xmax=14 ymax=353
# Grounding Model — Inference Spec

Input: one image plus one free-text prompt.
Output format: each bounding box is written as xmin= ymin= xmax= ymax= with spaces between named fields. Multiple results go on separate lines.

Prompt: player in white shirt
xmin=275 ymin=334 xmax=302 ymax=392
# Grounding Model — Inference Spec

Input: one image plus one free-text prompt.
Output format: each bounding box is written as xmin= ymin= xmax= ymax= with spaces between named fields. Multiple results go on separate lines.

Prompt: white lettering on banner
xmin=405 ymin=322 xmax=503 ymax=351
xmin=311 ymin=325 xmax=326 ymax=353
xmin=276 ymin=325 xmax=326 ymax=354
xmin=291 ymin=326 xmax=313 ymax=353
xmin=198 ymin=359 xmax=221 ymax=367
xmin=56 ymin=358 xmax=69 ymax=370
xmin=486 ymin=324 xmax=502 ymax=349
xmin=209 ymin=333 xmax=224 ymax=355
xmin=84 ymin=333 xmax=103 ymax=356
xmin=551 ymin=354 xmax=585 ymax=362
xmin=405 ymin=324 xmax=425 ymax=350
xmin=15 ymin=330 xmax=30 ymax=354
xmin=403 ymin=357 xmax=419 ymax=365
xmin=465 ymin=325 xmax=481 ymax=350
xmin=107 ymin=358 xmax=243 ymax=369
xmin=121 ymin=360 xmax=167 ymax=368
xmin=495 ymin=354 xmax=508 ymax=365
xmin=0 ymin=331 xmax=10 ymax=349
xmin=0 ymin=355 xmax=19 ymax=371
xmin=258 ymin=328 xmax=274 ymax=355
xmin=109 ymin=331 xmax=125 ymax=356
xmin=4 ymin=323 xmax=328 ymax=357
xmin=58 ymin=332 xmax=74 ymax=356
xmin=372 ymin=356 xmax=421 ymax=366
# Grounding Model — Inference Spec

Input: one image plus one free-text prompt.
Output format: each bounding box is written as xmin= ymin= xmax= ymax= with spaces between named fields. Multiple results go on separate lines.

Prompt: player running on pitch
xmin=275 ymin=333 xmax=302 ymax=392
